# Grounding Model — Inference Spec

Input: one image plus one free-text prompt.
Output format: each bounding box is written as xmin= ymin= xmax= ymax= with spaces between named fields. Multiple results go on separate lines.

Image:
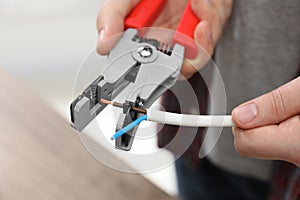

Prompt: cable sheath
xmin=147 ymin=110 xmax=235 ymax=127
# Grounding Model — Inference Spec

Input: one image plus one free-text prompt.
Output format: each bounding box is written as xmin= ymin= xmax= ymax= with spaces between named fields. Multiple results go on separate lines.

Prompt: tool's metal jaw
xmin=70 ymin=29 xmax=184 ymax=150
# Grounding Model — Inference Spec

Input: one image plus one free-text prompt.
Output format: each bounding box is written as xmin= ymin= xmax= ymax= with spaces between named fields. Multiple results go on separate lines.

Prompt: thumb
xmin=96 ymin=0 xmax=140 ymax=55
xmin=232 ymin=77 xmax=300 ymax=129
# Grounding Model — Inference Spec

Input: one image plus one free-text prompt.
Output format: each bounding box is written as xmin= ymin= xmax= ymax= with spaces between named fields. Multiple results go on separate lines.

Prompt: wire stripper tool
xmin=70 ymin=0 xmax=201 ymax=151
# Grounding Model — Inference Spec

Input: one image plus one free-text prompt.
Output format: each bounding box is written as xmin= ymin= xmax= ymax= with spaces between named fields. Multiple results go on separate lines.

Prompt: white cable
xmin=147 ymin=110 xmax=235 ymax=127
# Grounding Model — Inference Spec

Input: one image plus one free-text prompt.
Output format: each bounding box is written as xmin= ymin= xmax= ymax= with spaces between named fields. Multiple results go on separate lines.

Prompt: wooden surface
xmin=0 ymin=70 xmax=177 ymax=200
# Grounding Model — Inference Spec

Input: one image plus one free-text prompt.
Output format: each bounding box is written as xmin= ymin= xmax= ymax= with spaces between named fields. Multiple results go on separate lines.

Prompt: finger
xmin=182 ymin=0 xmax=230 ymax=79
xmin=233 ymin=126 xmax=283 ymax=161
xmin=232 ymin=77 xmax=300 ymax=129
xmin=191 ymin=0 xmax=218 ymax=43
xmin=233 ymin=115 xmax=300 ymax=166
xmin=96 ymin=0 xmax=140 ymax=55
xmin=191 ymin=0 xmax=229 ymax=45
xmin=179 ymin=20 xmax=212 ymax=79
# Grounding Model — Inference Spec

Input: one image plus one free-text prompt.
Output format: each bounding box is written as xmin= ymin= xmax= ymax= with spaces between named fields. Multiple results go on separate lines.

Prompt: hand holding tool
xmin=70 ymin=0 xmax=213 ymax=151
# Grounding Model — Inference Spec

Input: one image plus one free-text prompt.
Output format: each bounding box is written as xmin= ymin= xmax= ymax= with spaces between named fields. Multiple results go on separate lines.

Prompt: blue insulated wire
xmin=111 ymin=115 xmax=148 ymax=140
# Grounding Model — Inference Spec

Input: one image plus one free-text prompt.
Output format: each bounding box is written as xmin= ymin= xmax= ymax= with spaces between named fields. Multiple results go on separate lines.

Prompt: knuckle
xmin=270 ymin=89 xmax=286 ymax=119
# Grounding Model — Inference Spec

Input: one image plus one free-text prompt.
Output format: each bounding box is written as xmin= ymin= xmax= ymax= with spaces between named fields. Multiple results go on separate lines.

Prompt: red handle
xmin=125 ymin=0 xmax=166 ymax=29
xmin=173 ymin=1 xmax=200 ymax=59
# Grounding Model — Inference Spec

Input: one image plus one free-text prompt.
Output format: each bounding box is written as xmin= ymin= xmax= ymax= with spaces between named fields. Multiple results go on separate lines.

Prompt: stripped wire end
xmin=99 ymin=99 xmax=112 ymax=105
xmin=100 ymin=99 xmax=148 ymax=140
xmin=99 ymin=99 xmax=147 ymax=114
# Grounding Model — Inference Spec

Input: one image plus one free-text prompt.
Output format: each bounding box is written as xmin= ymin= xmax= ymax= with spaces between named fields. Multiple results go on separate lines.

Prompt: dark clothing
xmin=175 ymin=157 xmax=271 ymax=200
xmin=158 ymin=0 xmax=300 ymax=199
xmin=269 ymin=162 xmax=300 ymax=200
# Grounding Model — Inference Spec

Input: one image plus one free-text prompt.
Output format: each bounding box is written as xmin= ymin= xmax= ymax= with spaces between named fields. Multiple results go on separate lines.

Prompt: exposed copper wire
xmin=99 ymin=99 xmax=112 ymax=105
xmin=132 ymin=107 xmax=147 ymax=114
xmin=99 ymin=99 xmax=147 ymax=114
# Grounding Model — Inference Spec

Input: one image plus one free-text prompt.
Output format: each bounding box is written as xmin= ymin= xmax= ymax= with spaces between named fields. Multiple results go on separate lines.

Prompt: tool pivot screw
xmin=137 ymin=46 xmax=153 ymax=58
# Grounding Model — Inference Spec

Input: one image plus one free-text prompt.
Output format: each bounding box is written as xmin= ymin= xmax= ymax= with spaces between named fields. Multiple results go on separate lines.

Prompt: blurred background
xmin=0 ymin=0 xmax=178 ymax=199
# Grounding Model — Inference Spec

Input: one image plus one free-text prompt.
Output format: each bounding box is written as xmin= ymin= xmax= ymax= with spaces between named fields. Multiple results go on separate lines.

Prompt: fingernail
xmin=234 ymin=103 xmax=257 ymax=124
xmin=206 ymin=25 xmax=213 ymax=44
xmin=98 ymin=28 xmax=105 ymax=42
